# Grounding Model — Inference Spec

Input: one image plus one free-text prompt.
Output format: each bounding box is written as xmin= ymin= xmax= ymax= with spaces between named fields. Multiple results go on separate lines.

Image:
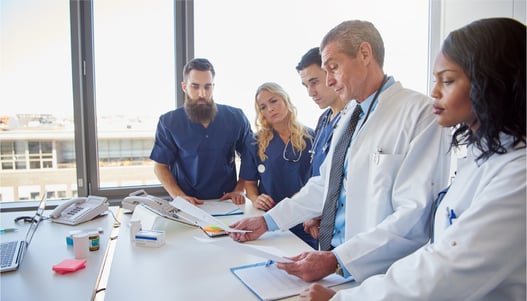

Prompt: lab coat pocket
xmin=367 ymin=153 xmax=403 ymax=199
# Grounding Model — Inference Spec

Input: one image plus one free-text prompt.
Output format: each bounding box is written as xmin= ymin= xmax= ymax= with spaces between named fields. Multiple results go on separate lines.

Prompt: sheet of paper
xmin=231 ymin=262 xmax=353 ymax=300
xmin=170 ymin=197 xmax=249 ymax=233
xmin=194 ymin=236 xmax=292 ymax=263
xmin=197 ymin=199 xmax=243 ymax=216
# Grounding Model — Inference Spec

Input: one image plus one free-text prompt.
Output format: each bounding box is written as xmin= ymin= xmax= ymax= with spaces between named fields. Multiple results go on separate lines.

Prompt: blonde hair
xmin=254 ymin=82 xmax=312 ymax=161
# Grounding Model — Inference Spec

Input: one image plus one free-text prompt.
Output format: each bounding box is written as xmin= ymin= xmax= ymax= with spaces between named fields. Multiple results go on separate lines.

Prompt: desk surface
xmin=0 ymin=209 xmax=118 ymax=301
xmin=103 ymin=202 xmax=355 ymax=301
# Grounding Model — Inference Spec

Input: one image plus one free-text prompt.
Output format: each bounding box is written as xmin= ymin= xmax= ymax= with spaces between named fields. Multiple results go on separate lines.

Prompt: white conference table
xmin=0 ymin=208 xmax=118 ymax=301
xmin=102 ymin=202 xmax=356 ymax=301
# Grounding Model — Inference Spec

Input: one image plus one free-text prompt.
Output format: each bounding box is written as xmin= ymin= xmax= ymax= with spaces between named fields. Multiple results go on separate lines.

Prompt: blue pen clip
xmin=447 ymin=207 xmax=457 ymax=225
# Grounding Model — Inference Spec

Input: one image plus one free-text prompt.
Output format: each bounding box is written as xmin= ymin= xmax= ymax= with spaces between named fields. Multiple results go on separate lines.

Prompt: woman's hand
xmin=254 ymin=193 xmax=275 ymax=211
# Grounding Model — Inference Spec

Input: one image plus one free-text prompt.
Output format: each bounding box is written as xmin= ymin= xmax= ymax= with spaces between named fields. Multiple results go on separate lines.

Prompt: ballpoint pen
xmin=0 ymin=228 xmax=18 ymax=234
xmin=447 ymin=207 xmax=457 ymax=225
xmin=374 ymin=147 xmax=383 ymax=164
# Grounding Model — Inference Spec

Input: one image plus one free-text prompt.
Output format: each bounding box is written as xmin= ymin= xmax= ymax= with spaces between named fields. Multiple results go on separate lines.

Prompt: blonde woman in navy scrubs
xmin=242 ymin=82 xmax=317 ymax=249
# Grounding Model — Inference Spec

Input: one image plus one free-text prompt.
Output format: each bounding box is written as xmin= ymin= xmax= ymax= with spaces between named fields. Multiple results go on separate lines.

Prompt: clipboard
xmin=230 ymin=262 xmax=353 ymax=300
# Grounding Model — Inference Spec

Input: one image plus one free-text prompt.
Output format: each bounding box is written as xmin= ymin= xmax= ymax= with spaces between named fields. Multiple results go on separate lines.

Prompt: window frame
xmin=69 ymin=0 xmax=194 ymax=204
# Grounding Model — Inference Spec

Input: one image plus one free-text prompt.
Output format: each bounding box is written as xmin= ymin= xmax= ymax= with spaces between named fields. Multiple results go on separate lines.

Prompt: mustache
xmin=195 ymin=97 xmax=209 ymax=103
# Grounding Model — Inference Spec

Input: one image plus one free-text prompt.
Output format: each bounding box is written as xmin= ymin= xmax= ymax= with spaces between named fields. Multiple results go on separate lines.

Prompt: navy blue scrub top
xmin=150 ymin=104 xmax=253 ymax=199
xmin=242 ymin=128 xmax=314 ymax=205
xmin=242 ymin=128 xmax=318 ymax=248
xmin=310 ymin=108 xmax=341 ymax=177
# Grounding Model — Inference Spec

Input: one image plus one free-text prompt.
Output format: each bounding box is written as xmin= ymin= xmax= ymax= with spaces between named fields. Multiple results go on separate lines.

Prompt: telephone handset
xmin=122 ymin=190 xmax=198 ymax=227
xmin=122 ymin=189 xmax=176 ymax=213
xmin=50 ymin=195 xmax=109 ymax=226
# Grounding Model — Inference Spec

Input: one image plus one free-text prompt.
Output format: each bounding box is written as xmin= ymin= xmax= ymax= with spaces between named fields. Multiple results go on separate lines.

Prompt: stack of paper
xmin=169 ymin=197 xmax=249 ymax=233
xmin=197 ymin=199 xmax=243 ymax=216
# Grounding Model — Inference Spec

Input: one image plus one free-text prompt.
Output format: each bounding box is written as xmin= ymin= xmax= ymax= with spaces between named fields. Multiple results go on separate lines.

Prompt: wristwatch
xmin=335 ymin=262 xmax=344 ymax=277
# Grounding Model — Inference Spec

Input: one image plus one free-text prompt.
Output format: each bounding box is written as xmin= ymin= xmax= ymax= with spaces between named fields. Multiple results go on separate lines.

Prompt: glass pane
xmin=93 ymin=0 xmax=175 ymax=189
xmin=194 ymin=0 xmax=429 ymax=130
xmin=0 ymin=0 xmax=76 ymax=202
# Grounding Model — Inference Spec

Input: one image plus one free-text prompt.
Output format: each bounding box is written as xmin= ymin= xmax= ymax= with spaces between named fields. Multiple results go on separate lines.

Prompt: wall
xmin=429 ymin=0 xmax=526 ymax=181
xmin=429 ymin=0 xmax=525 ymax=93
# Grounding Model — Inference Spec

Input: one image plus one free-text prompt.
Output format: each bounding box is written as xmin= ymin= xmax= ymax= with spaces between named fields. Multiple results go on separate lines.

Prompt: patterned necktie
xmin=318 ymin=104 xmax=363 ymax=251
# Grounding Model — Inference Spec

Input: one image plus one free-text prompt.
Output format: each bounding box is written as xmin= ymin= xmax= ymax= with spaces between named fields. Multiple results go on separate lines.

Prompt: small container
xmin=89 ymin=233 xmax=100 ymax=251
xmin=72 ymin=233 xmax=89 ymax=259
xmin=134 ymin=229 xmax=165 ymax=248
xmin=129 ymin=219 xmax=142 ymax=241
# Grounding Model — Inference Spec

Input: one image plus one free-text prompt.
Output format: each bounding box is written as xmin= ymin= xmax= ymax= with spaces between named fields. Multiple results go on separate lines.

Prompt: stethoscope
xmin=358 ymin=74 xmax=388 ymax=131
xmin=309 ymin=110 xmax=342 ymax=164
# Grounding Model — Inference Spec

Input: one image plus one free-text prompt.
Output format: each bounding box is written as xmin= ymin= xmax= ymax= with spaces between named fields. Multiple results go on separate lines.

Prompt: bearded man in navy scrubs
xmin=150 ymin=58 xmax=253 ymax=205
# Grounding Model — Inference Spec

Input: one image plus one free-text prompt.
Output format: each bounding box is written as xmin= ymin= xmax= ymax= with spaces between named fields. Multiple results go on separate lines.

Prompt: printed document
xmin=197 ymin=199 xmax=243 ymax=216
xmin=170 ymin=197 xmax=249 ymax=233
xmin=195 ymin=236 xmax=292 ymax=263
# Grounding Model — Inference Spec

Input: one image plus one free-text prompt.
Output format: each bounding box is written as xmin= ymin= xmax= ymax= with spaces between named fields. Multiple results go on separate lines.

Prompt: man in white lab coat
xmin=299 ymin=17 xmax=526 ymax=301
xmin=230 ymin=20 xmax=451 ymax=283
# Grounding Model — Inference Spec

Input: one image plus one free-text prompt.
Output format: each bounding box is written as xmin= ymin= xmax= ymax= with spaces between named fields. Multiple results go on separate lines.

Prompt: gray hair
xmin=321 ymin=20 xmax=385 ymax=68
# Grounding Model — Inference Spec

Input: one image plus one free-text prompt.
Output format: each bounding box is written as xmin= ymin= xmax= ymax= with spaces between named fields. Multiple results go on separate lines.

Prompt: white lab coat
xmin=332 ymin=135 xmax=526 ymax=301
xmin=268 ymin=81 xmax=451 ymax=282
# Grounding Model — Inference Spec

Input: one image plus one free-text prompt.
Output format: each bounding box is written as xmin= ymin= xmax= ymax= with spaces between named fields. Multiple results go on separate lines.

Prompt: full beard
xmin=184 ymin=95 xmax=218 ymax=123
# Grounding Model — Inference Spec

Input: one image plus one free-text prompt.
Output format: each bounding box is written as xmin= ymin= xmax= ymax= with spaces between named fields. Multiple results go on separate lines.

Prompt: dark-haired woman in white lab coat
xmin=300 ymin=17 xmax=526 ymax=301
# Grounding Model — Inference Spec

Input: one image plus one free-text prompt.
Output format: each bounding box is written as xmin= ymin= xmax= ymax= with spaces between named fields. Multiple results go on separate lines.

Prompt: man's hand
xmin=299 ymin=283 xmax=336 ymax=301
xmin=221 ymin=191 xmax=246 ymax=205
xmin=276 ymin=251 xmax=337 ymax=282
xmin=228 ymin=216 xmax=268 ymax=242
xmin=303 ymin=218 xmax=321 ymax=239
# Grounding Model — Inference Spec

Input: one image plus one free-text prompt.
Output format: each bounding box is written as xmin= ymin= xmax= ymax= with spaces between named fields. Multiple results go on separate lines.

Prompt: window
xmin=0 ymin=0 xmax=431 ymax=203
xmin=0 ymin=0 xmax=179 ymax=203
xmin=194 ymin=0 xmax=429 ymax=129
xmin=2 ymin=0 xmax=522 ymax=206
xmin=90 ymin=0 xmax=176 ymax=193
xmin=0 ymin=0 xmax=76 ymax=202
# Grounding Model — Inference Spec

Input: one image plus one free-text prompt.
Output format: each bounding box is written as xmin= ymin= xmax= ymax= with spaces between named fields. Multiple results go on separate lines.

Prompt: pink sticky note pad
xmin=52 ymin=259 xmax=87 ymax=274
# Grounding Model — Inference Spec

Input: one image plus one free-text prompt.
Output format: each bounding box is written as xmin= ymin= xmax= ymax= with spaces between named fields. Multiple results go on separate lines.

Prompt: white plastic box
xmin=134 ymin=229 xmax=166 ymax=248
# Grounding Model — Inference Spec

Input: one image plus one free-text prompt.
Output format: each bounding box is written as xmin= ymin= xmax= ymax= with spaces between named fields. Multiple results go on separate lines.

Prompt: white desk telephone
xmin=122 ymin=190 xmax=198 ymax=227
xmin=50 ymin=195 xmax=109 ymax=225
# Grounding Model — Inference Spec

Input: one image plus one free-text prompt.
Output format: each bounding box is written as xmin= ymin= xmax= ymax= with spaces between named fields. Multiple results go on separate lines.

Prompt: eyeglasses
xmin=282 ymin=139 xmax=302 ymax=162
